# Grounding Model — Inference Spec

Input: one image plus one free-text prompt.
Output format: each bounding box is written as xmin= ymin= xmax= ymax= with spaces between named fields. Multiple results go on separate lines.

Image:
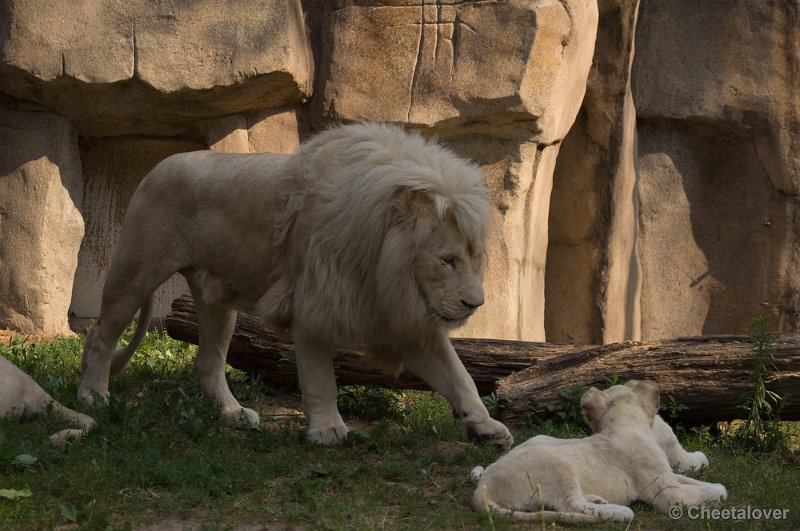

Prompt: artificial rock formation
xmin=0 ymin=107 xmax=84 ymax=334
xmin=0 ymin=0 xmax=312 ymax=330
xmin=632 ymin=0 xmax=800 ymax=339
xmin=0 ymin=0 xmax=312 ymax=137
xmin=1 ymin=0 xmax=799 ymax=345
xmin=316 ymin=0 xmax=599 ymax=340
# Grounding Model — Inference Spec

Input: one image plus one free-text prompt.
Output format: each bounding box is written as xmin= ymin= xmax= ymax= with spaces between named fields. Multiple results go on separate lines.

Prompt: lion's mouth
xmin=426 ymin=304 xmax=471 ymax=326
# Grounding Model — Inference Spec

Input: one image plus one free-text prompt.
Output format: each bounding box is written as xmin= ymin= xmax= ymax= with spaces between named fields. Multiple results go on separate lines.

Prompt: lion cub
xmin=471 ymin=380 xmax=726 ymax=523
xmin=1 ymin=355 xmax=95 ymax=445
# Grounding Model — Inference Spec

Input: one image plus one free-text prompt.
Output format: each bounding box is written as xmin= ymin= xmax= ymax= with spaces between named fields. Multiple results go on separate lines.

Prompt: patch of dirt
xmin=135 ymin=517 xmax=307 ymax=531
xmin=0 ymin=329 xmax=66 ymax=344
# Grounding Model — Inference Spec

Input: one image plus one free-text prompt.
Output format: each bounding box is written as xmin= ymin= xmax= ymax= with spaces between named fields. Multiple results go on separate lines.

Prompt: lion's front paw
xmin=465 ymin=417 xmax=513 ymax=450
xmin=307 ymin=420 xmax=349 ymax=445
xmin=222 ymin=406 xmax=260 ymax=427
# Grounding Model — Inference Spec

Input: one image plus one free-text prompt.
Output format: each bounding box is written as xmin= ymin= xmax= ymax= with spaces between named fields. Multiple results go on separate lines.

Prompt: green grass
xmin=1 ymin=332 xmax=799 ymax=530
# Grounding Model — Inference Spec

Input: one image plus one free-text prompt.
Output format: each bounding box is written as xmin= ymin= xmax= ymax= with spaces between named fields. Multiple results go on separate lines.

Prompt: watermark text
xmin=669 ymin=505 xmax=790 ymax=521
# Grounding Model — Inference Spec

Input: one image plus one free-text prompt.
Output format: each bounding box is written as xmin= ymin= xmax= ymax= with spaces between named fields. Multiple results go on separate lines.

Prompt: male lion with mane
xmin=79 ymin=122 xmax=512 ymax=448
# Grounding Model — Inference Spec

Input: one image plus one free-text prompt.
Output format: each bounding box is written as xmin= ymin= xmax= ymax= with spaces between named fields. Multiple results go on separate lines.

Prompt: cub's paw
xmin=469 ymin=466 xmax=485 ymax=481
xmin=465 ymin=417 xmax=513 ymax=451
xmin=583 ymin=502 xmax=635 ymax=523
xmin=222 ymin=406 xmax=260 ymax=427
xmin=680 ymin=451 xmax=709 ymax=471
xmin=711 ymin=483 xmax=728 ymax=501
xmin=307 ymin=420 xmax=349 ymax=445
xmin=49 ymin=429 xmax=88 ymax=446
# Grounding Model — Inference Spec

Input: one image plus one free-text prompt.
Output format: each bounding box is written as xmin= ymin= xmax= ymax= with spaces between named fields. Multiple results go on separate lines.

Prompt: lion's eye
xmin=441 ymin=257 xmax=457 ymax=268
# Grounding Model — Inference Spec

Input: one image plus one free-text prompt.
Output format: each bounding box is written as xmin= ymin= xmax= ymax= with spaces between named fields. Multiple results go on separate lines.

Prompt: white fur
xmin=1 ymin=355 xmax=95 ymax=445
xmin=652 ymin=414 xmax=709 ymax=471
xmin=78 ymin=123 xmax=512 ymax=449
xmin=471 ymin=381 xmax=726 ymax=523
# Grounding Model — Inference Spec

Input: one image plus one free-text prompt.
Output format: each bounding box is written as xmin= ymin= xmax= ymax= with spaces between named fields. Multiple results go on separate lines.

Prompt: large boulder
xmin=546 ymin=0 xmax=641 ymax=344
xmin=319 ymin=0 xmax=597 ymax=143
xmin=0 ymin=106 xmax=84 ymax=334
xmin=0 ymin=0 xmax=313 ymax=137
xmin=317 ymin=0 xmax=599 ymax=341
xmin=546 ymin=0 xmax=800 ymax=342
xmin=632 ymin=0 xmax=800 ymax=339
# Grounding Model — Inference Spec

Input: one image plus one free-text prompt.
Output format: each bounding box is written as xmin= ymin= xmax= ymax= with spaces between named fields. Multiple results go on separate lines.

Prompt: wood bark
xmin=165 ymin=295 xmax=800 ymax=425
xmin=495 ymin=336 xmax=800 ymax=424
xmin=165 ymin=295 xmax=573 ymax=395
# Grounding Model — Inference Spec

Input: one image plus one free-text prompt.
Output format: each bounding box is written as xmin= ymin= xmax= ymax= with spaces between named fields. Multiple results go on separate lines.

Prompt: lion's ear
xmin=631 ymin=380 xmax=660 ymax=420
xmin=580 ymin=387 xmax=608 ymax=432
xmin=398 ymin=187 xmax=436 ymax=219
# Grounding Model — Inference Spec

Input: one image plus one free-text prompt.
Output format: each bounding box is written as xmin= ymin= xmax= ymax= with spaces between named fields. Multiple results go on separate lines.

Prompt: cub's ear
xmin=631 ymin=380 xmax=660 ymax=420
xmin=580 ymin=387 xmax=608 ymax=432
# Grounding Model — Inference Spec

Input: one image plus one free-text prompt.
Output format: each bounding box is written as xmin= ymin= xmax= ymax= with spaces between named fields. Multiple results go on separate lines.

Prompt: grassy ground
xmin=1 ymin=331 xmax=798 ymax=530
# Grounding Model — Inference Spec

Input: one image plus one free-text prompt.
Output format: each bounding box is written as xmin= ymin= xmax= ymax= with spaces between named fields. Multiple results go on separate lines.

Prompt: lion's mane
xmin=257 ymin=123 xmax=490 ymax=368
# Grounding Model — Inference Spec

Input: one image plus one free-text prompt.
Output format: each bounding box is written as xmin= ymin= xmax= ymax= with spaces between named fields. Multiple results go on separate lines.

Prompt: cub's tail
xmin=109 ymin=296 xmax=155 ymax=376
xmin=472 ymin=485 xmax=634 ymax=524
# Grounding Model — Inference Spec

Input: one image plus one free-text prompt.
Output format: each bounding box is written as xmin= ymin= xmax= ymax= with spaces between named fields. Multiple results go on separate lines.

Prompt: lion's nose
xmin=461 ymin=297 xmax=484 ymax=312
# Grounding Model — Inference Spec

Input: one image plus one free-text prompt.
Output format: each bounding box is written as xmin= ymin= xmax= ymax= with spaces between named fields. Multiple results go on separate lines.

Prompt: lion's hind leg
xmin=578 ymin=495 xmax=635 ymax=522
xmin=508 ymin=494 xmax=634 ymax=524
xmin=648 ymin=475 xmax=727 ymax=514
xmin=79 ymin=293 xmax=152 ymax=405
xmin=193 ymin=298 xmax=259 ymax=427
xmin=79 ymin=238 xmax=177 ymax=406
xmin=476 ymin=498 xmax=633 ymax=524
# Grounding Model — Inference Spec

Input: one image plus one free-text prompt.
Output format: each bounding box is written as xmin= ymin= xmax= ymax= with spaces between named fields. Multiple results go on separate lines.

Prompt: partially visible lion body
xmin=79 ymin=123 xmax=511 ymax=448
xmin=1 ymin=355 xmax=95 ymax=445
xmin=472 ymin=381 xmax=726 ymax=523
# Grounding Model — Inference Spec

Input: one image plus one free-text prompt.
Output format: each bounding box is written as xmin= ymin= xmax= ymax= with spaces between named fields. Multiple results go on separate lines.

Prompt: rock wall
xmin=1 ymin=0 xmax=798 ymax=342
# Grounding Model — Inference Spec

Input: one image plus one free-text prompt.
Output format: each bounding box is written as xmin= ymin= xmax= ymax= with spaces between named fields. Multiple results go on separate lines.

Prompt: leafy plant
xmin=659 ymin=394 xmax=689 ymax=422
xmin=546 ymin=383 xmax=586 ymax=427
xmin=337 ymin=385 xmax=408 ymax=422
xmin=728 ymin=315 xmax=788 ymax=452
xmin=481 ymin=392 xmax=500 ymax=417
xmin=602 ymin=372 xmax=620 ymax=388
xmin=59 ymin=499 xmax=110 ymax=530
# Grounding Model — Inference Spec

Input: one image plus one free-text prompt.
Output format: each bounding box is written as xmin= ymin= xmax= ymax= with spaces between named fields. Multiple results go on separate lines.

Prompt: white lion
xmin=1 ymin=355 xmax=95 ymax=445
xmin=471 ymin=380 xmax=726 ymax=523
xmin=78 ymin=122 xmax=512 ymax=449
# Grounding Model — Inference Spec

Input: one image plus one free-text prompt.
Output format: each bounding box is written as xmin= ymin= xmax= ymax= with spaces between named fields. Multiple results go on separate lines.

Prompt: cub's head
xmin=580 ymin=380 xmax=660 ymax=434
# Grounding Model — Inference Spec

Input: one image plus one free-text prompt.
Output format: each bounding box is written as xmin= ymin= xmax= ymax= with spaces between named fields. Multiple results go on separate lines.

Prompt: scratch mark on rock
xmin=132 ymin=20 xmax=139 ymax=80
xmin=407 ymin=0 xmax=426 ymax=122
xmin=433 ymin=1 xmax=440 ymax=65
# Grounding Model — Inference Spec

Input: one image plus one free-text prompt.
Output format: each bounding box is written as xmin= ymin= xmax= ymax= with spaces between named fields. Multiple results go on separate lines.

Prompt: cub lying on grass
xmin=471 ymin=380 xmax=726 ymax=524
xmin=0 ymin=355 xmax=95 ymax=445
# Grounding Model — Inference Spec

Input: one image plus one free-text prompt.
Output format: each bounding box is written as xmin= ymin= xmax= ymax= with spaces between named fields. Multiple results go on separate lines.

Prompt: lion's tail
xmin=109 ymin=296 xmax=154 ymax=376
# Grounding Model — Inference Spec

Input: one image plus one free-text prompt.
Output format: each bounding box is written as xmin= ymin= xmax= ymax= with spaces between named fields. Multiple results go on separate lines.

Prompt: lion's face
xmin=414 ymin=217 xmax=486 ymax=329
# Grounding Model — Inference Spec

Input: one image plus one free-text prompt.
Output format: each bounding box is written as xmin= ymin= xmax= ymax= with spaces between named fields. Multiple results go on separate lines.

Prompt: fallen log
xmin=165 ymin=295 xmax=574 ymax=396
xmin=165 ymin=295 xmax=800 ymax=425
xmin=495 ymin=336 xmax=800 ymax=425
